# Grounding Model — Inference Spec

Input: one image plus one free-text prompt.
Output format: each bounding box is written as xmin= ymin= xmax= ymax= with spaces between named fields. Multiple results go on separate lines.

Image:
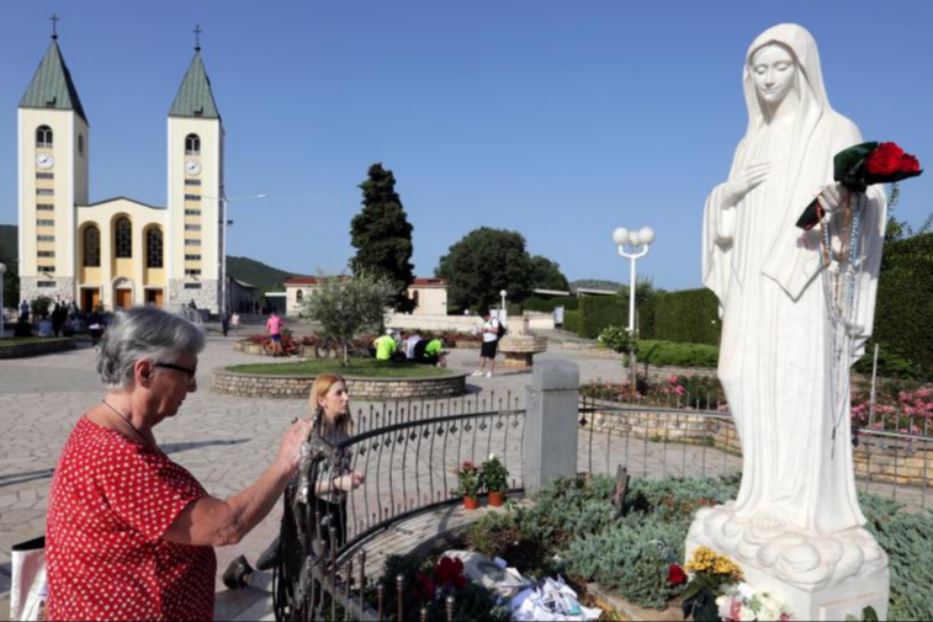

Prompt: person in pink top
xmin=266 ymin=311 xmax=284 ymax=356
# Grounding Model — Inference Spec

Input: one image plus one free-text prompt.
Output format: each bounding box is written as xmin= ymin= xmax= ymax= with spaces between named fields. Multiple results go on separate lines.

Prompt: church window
xmin=185 ymin=133 xmax=201 ymax=155
xmin=38 ymin=251 xmax=55 ymax=258
xmin=83 ymin=226 xmax=100 ymax=267
xmin=185 ymin=269 xmax=201 ymax=276
xmin=184 ymin=193 xmax=201 ymax=201
xmin=37 ymin=189 xmax=54 ymax=196
xmin=39 ymin=265 xmax=55 ymax=274
xmin=37 ymin=235 xmax=55 ymax=242
xmin=38 ymin=281 xmax=56 ymax=288
xmin=184 ymin=283 xmax=201 ymax=289
xmin=37 ymin=204 xmax=54 ymax=211
xmin=36 ymin=172 xmax=54 ymax=179
xmin=185 ymin=254 xmax=201 ymax=261
xmin=36 ymin=125 xmax=53 ymax=148
xmin=146 ymin=228 xmax=164 ymax=268
xmin=186 ymin=238 xmax=201 ymax=246
xmin=296 ymin=289 xmax=304 ymax=302
xmin=185 ymin=224 xmax=201 ymax=231
xmin=185 ymin=209 xmax=201 ymax=216
xmin=78 ymin=134 xmax=84 ymax=155
xmin=185 ymin=178 xmax=201 ymax=186
xmin=37 ymin=219 xmax=54 ymax=226
xmin=115 ymin=217 xmax=132 ymax=258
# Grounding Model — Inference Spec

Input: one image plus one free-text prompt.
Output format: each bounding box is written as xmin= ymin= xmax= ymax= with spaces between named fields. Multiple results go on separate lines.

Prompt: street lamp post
xmin=205 ymin=193 xmax=267 ymax=318
xmin=612 ymin=226 xmax=656 ymax=335
xmin=0 ymin=262 xmax=6 ymax=339
xmin=613 ymin=226 xmax=655 ymax=398
xmin=499 ymin=289 xmax=507 ymax=316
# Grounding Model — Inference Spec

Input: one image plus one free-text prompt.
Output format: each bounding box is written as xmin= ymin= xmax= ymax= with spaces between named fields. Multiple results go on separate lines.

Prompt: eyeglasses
xmin=154 ymin=361 xmax=197 ymax=378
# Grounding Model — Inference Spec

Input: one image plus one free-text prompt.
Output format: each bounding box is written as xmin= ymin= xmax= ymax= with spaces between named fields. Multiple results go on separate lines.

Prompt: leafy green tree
xmin=300 ymin=273 xmax=395 ymax=365
xmin=436 ymin=227 xmax=534 ymax=313
xmin=528 ymin=255 xmax=569 ymax=291
xmin=350 ymin=163 xmax=416 ymax=312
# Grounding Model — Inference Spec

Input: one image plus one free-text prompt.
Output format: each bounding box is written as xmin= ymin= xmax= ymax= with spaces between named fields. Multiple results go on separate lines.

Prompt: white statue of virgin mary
xmin=690 ymin=24 xmax=890 ymax=615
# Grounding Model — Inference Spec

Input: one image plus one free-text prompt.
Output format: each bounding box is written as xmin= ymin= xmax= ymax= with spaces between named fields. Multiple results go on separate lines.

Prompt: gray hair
xmin=97 ymin=307 xmax=205 ymax=388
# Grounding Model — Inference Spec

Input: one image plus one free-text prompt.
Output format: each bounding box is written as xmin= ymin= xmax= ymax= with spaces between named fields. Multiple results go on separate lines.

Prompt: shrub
xmin=598 ymin=325 xmax=633 ymax=353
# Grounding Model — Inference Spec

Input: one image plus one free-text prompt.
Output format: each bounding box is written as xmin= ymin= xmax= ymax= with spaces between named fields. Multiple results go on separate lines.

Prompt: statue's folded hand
xmin=724 ymin=161 xmax=771 ymax=206
xmin=816 ymin=182 xmax=846 ymax=213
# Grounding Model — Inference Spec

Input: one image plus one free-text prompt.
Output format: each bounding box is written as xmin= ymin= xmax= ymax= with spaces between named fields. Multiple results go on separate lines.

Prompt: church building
xmin=17 ymin=30 xmax=225 ymax=312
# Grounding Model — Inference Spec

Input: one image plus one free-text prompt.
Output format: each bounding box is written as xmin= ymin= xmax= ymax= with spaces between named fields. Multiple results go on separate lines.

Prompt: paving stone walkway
xmin=0 ymin=328 xmax=926 ymax=620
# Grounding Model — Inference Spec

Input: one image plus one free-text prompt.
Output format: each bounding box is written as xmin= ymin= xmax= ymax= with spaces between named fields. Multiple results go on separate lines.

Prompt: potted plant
xmin=479 ymin=454 xmax=509 ymax=507
xmin=454 ymin=461 xmax=480 ymax=509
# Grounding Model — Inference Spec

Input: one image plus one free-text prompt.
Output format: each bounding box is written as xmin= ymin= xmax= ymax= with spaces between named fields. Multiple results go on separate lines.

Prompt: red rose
xmin=866 ymin=142 xmax=905 ymax=176
xmin=667 ymin=563 xmax=687 ymax=586
xmin=899 ymin=153 xmax=921 ymax=174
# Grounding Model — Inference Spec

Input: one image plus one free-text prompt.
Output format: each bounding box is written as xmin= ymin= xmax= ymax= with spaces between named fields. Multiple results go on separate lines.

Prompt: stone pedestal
xmin=687 ymin=504 xmax=889 ymax=620
xmin=498 ymin=334 xmax=548 ymax=368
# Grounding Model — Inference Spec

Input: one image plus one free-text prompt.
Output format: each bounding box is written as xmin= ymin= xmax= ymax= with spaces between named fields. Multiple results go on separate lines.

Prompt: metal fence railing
xmin=271 ymin=397 xmax=526 ymax=621
xmin=577 ymin=395 xmax=932 ymax=512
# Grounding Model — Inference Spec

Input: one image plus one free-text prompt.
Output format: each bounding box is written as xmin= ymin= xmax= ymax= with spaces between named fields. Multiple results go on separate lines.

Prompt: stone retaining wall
xmin=586 ymin=402 xmax=931 ymax=486
xmin=0 ymin=338 xmax=76 ymax=359
xmin=213 ymin=368 xmax=468 ymax=400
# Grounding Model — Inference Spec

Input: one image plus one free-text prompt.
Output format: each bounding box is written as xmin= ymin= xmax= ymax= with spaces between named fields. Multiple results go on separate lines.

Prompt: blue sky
xmin=2 ymin=1 xmax=931 ymax=291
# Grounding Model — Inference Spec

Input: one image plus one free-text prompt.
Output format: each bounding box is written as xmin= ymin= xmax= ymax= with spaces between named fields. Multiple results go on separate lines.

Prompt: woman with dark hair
xmin=46 ymin=306 xmax=312 ymax=621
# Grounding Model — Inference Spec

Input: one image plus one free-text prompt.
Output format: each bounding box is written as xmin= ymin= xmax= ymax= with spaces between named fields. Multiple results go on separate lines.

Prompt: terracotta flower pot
xmin=488 ymin=490 xmax=505 ymax=507
xmin=463 ymin=495 xmax=479 ymax=510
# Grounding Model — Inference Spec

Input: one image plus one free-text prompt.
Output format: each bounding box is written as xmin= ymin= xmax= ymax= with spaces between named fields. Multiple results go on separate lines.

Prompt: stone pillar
xmin=523 ymin=359 xmax=579 ymax=495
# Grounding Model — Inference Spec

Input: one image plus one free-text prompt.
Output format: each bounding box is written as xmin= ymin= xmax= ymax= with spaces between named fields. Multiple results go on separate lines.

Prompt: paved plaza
xmin=0 ymin=327 xmax=925 ymax=620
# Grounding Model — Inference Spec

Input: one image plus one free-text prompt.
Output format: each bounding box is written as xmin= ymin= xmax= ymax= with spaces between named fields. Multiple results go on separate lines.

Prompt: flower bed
xmin=0 ymin=337 xmax=76 ymax=359
xmin=213 ymin=365 xmax=467 ymax=400
xmin=454 ymin=473 xmax=933 ymax=621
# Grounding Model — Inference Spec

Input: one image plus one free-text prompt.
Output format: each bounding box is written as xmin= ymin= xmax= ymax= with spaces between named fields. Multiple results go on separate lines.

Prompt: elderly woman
xmin=45 ymin=307 xmax=312 ymax=621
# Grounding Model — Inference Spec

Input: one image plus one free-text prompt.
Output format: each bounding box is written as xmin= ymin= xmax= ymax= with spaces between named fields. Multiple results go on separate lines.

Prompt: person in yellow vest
xmin=373 ymin=330 xmax=397 ymax=361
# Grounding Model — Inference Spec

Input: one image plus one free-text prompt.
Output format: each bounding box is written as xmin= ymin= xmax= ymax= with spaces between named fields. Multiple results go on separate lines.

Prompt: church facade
xmin=17 ymin=34 xmax=225 ymax=313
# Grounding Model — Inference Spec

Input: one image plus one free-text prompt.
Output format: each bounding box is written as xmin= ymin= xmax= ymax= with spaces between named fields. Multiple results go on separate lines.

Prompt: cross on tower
xmin=194 ymin=24 xmax=202 ymax=51
xmin=50 ymin=14 xmax=60 ymax=40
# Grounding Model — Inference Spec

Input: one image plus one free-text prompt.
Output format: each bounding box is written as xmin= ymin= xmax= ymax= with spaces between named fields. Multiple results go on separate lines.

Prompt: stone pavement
xmin=0 ymin=330 xmax=622 ymax=619
xmin=0 ymin=329 xmax=925 ymax=620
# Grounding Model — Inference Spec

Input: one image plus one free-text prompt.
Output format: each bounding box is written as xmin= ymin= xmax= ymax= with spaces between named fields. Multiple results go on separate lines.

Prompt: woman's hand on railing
xmin=334 ymin=471 xmax=366 ymax=492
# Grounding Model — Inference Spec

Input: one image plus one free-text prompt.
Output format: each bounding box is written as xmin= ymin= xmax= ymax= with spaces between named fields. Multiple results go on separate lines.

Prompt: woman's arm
xmin=163 ymin=418 xmax=312 ymax=547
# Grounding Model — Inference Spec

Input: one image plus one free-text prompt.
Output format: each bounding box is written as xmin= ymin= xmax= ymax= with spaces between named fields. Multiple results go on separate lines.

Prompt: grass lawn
xmin=0 ymin=337 xmax=74 ymax=348
xmin=227 ymin=358 xmax=454 ymax=378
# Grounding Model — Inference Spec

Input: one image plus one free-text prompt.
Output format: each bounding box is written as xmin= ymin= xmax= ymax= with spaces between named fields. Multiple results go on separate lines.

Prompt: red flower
xmin=667 ymin=563 xmax=687 ymax=586
xmin=866 ymin=142 xmax=905 ymax=175
xmin=899 ymin=153 xmax=921 ymax=174
xmin=434 ymin=556 xmax=467 ymax=590
xmin=413 ymin=573 xmax=435 ymax=601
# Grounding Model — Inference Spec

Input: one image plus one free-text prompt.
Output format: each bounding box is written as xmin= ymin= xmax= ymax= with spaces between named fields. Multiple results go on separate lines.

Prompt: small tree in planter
xmin=453 ymin=461 xmax=481 ymax=509
xmin=300 ymin=272 xmax=395 ymax=365
xmin=479 ymin=454 xmax=509 ymax=507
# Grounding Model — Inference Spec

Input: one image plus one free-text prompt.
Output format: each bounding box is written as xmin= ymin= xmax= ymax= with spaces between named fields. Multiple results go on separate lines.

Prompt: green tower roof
xmin=19 ymin=39 xmax=88 ymax=123
xmin=169 ymin=51 xmax=220 ymax=119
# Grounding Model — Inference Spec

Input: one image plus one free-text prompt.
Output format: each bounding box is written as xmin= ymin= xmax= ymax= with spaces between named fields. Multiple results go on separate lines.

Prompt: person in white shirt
xmin=405 ymin=333 xmax=422 ymax=360
xmin=471 ymin=310 xmax=500 ymax=378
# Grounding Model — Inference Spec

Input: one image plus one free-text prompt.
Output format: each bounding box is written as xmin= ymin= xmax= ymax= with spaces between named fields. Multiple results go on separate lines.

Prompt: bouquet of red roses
xmin=796 ymin=141 xmax=922 ymax=230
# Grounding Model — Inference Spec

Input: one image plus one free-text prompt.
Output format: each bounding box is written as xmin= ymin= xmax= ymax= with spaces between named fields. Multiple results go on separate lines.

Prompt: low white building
xmin=284 ymin=276 xmax=448 ymax=318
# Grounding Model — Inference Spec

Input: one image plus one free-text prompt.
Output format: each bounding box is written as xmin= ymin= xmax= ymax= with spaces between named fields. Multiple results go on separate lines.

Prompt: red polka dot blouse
xmin=47 ymin=417 xmax=216 ymax=621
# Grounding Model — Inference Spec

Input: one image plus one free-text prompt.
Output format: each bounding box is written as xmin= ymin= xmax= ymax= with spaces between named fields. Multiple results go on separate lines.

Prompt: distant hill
xmin=226 ymin=255 xmax=295 ymax=292
xmin=570 ymin=279 xmax=623 ymax=293
xmin=0 ymin=224 xmax=16 ymax=263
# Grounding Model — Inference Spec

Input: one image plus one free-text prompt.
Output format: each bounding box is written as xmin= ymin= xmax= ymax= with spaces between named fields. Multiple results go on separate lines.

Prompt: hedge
xmin=862 ymin=233 xmax=933 ymax=378
xmin=652 ymin=288 xmax=721 ymax=346
xmin=522 ymin=296 xmax=579 ymax=312
xmin=577 ymin=295 xmax=629 ymax=339
xmin=562 ymin=309 xmax=580 ymax=334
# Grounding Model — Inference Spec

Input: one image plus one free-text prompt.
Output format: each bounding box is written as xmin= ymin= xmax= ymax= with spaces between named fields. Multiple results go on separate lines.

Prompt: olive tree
xmin=301 ymin=273 xmax=395 ymax=365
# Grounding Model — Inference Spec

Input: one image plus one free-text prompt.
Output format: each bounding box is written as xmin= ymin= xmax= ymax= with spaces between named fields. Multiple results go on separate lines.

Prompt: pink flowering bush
xmin=851 ymin=384 xmax=933 ymax=435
